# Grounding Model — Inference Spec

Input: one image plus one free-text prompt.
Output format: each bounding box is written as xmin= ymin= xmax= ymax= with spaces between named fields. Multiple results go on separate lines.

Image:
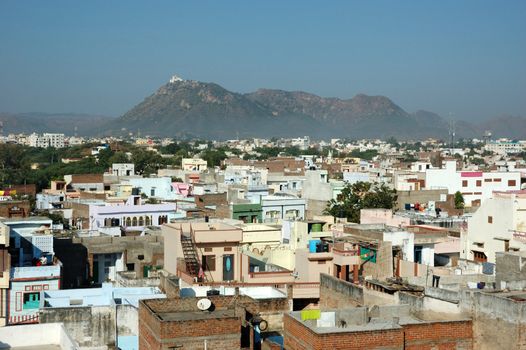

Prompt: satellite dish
xmin=197 ymin=298 xmax=212 ymax=311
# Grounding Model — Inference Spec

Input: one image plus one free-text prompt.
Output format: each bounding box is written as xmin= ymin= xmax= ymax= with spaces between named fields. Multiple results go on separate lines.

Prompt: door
xmin=223 ymin=254 xmax=234 ymax=281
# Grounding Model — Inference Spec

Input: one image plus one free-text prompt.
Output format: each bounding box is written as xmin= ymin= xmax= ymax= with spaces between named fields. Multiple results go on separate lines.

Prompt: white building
xmin=485 ymin=140 xmax=526 ymax=155
xmin=426 ymin=160 xmax=521 ymax=206
xmin=462 ymin=190 xmax=526 ymax=264
xmin=112 ymin=163 xmax=135 ymax=177
xmin=28 ymin=133 xmax=65 ymax=148
xmin=261 ymin=194 xmax=306 ymax=223
xmin=181 ymin=158 xmax=208 ymax=172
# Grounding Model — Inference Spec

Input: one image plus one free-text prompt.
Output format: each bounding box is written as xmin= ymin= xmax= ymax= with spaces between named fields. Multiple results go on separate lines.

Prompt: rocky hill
xmin=111 ymin=76 xmax=458 ymax=139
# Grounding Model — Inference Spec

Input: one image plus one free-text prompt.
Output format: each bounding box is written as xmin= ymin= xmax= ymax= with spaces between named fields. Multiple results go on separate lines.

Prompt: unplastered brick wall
xmin=283 ymin=313 xmax=404 ymax=350
xmin=403 ymin=321 xmax=473 ymax=350
xmin=139 ymin=299 xmax=241 ymax=350
xmin=283 ymin=312 xmax=473 ymax=350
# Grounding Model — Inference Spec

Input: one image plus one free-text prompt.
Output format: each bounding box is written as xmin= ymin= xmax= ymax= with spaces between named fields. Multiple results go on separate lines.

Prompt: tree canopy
xmin=324 ymin=181 xmax=397 ymax=223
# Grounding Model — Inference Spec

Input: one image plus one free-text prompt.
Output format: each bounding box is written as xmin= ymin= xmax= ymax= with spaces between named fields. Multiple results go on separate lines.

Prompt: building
xmin=181 ymin=158 xmax=208 ymax=172
xmin=261 ymin=194 xmax=306 ymax=223
xmin=462 ymin=190 xmax=526 ymax=264
xmin=28 ymin=133 xmax=65 ymax=148
xmin=231 ymin=203 xmax=263 ymax=223
xmin=124 ymin=177 xmax=177 ymax=200
xmin=1 ymin=217 xmax=62 ymax=325
xmin=39 ymin=283 xmax=165 ymax=348
xmin=284 ymin=304 xmax=473 ymax=350
xmin=139 ymin=290 xmax=289 ymax=349
xmin=0 ymin=223 xmax=9 ymax=326
xmin=163 ymin=222 xmax=244 ymax=282
xmin=485 ymin=140 xmax=526 ymax=155
xmin=0 ymin=323 xmax=77 ymax=349
xmin=426 ymin=160 xmax=521 ymax=206
xmin=112 ymin=163 xmax=135 ymax=176
xmin=71 ymin=197 xmax=179 ymax=233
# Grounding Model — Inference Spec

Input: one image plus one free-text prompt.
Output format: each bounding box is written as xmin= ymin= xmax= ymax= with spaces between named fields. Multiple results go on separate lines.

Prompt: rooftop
xmin=288 ymin=305 xmax=470 ymax=334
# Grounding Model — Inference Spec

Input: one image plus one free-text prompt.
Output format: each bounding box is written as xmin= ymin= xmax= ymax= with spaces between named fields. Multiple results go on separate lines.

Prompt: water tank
xmin=309 ymin=239 xmax=320 ymax=253
xmin=311 ymin=223 xmax=323 ymax=232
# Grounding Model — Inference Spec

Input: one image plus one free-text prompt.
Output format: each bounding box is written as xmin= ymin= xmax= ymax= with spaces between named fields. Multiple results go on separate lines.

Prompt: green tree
xmin=454 ymin=191 xmax=465 ymax=209
xmin=324 ymin=181 xmax=397 ymax=223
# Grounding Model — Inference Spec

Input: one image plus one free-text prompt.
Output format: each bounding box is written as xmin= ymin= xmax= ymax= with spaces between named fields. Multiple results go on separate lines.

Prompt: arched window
xmin=132 ymin=217 xmax=138 ymax=227
xmin=145 ymin=216 xmax=151 ymax=226
xmin=126 ymin=217 xmax=131 ymax=227
xmin=138 ymin=216 xmax=144 ymax=226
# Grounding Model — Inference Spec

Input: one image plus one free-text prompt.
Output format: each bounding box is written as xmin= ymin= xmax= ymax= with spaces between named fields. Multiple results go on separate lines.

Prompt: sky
xmin=0 ymin=0 xmax=525 ymax=121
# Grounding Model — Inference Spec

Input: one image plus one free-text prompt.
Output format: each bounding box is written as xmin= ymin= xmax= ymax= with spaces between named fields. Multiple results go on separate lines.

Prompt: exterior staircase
xmin=180 ymin=233 xmax=207 ymax=282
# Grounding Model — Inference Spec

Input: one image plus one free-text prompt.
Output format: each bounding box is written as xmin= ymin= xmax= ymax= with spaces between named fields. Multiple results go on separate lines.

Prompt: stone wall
xmin=319 ymin=273 xmax=363 ymax=308
xmin=39 ymin=305 xmax=116 ymax=348
xmin=460 ymin=289 xmax=526 ymax=350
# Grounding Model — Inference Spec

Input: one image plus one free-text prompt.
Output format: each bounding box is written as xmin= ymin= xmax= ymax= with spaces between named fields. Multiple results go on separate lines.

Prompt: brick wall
xmin=284 ymin=313 xmax=473 ymax=350
xmin=284 ymin=313 xmax=404 ymax=350
xmin=139 ymin=301 xmax=241 ymax=350
xmin=403 ymin=321 xmax=473 ymax=350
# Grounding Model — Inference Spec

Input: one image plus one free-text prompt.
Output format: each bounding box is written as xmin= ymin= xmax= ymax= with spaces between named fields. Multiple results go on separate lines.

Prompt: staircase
xmin=181 ymin=234 xmax=206 ymax=282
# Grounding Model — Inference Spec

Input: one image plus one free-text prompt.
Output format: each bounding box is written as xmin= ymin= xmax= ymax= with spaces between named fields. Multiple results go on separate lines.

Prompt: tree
xmin=324 ymin=181 xmax=397 ymax=223
xmin=454 ymin=191 xmax=465 ymax=209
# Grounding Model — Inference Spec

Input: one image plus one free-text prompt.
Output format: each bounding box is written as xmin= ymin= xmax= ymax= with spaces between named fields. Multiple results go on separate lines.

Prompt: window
xmin=476 ymin=180 xmax=482 ymax=187
xmin=224 ymin=247 xmax=232 ymax=252
xmin=23 ymin=292 xmax=40 ymax=309
xmin=488 ymin=216 xmax=493 ymax=224
xmin=484 ymin=178 xmax=492 ymax=182
xmin=473 ymin=251 xmax=487 ymax=263
xmin=145 ymin=216 xmax=150 ymax=226
xmin=285 ymin=209 xmax=299 ymax=219
xmin=138 ymin=217 xmax=144 ymax=226
xmin=508 ymin=180 xmax=516 ymax=186
xmin=151 ymin=188 xmax=156 ymax=197
xmin=126 ymin=217 xmax=131 ymax=226
xmin=462 ymin=180 xmax=468 ymax=187
xmin=202 ymin=255 xmax=216 ymax=271
xmin=494 ymin=178 xmax=501 ymax=182
xmin=132 ymin=217 xmax=138 ymax=226
xmin=126 ymin=263 xmax=135 ymax=271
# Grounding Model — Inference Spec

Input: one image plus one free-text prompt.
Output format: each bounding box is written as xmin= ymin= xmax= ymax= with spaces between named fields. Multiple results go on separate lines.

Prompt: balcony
xmin=11 ymin=264 xmax=61 ymax=280
xmin=332 ymin=248 xmax=361 ymax=266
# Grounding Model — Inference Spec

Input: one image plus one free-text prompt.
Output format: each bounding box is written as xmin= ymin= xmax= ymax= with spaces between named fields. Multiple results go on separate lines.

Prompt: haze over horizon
xmin=1 ymin=1 xmax=525 ymax=121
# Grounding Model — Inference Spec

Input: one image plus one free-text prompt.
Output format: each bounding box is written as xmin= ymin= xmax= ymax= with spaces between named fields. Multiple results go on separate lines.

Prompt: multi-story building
xmin=1 ymin=218 xmax=61 ymax=325
xmin=426 ymin=160 xmax=521 ymax=206
xmin=181 ymin=158 xmax=208 ymax=172
xmin=28 ymin=133 xmax=65 ymax=148
xmin=261 ymin=194 xmax=306 ymax=223
xmin=485 ymin=139 xmax=526 ymax=155
xmin=462 ymin=190 xmax=526 ymax=264
xmin=111 ymin=163 xmax=135 ymax=177
xmin=163 ymin=222 xmax=243 ymax=283
xmin=0 ymin=223 xmax=9 ymax=326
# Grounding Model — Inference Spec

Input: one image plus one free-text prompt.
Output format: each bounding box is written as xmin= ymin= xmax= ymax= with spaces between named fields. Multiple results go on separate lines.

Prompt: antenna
xmin=448 ymin=113 xmax=456 ymax=149
xmin=197 ymin=298 xmax=212 ymax=311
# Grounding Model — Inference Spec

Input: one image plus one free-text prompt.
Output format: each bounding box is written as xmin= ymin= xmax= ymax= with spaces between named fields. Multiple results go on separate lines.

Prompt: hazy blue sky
xmin=1 ymin=1 xmax=525 ymax=120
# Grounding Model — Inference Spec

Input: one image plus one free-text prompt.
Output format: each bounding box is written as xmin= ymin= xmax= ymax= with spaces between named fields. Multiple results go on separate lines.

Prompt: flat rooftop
xmin=288 ymin=305 xmax=471 ymax=334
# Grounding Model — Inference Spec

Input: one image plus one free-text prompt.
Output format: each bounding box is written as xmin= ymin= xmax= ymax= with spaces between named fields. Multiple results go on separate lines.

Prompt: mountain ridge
xmin=2 ymin=77 xmax=525 ymax=140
